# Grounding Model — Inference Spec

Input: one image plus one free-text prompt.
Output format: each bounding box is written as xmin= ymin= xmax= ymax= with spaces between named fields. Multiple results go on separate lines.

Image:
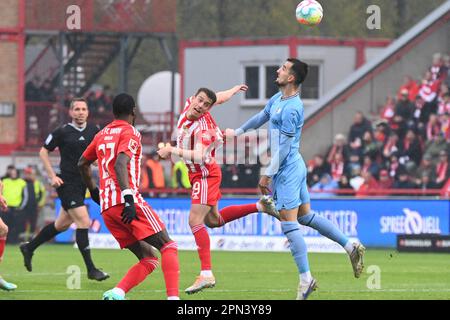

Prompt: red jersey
xmin=176 ymin=97 xmax=223 ymax=176
xmin=83 ymin=120 xmax=144 ymax=213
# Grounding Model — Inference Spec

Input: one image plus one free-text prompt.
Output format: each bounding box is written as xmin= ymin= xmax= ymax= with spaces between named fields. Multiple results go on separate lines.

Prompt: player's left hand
xmin=0 ymin=195 xmax=7 ymax=211
xmin=233 ymin=84 xmax=248 ymax=94
xmin=258 ymin=176 xmax=272 ymax=195
xmin=157 ymin=143 xmax=173 ymax=159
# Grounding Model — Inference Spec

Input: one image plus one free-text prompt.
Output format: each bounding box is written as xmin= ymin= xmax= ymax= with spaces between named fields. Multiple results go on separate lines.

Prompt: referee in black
xmin=20 ymin=98 xmax=109 ymax=281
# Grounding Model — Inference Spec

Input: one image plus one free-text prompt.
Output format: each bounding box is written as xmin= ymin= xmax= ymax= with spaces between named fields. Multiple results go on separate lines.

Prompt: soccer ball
xmin=296 ymin=0 xmax=323 ymax=26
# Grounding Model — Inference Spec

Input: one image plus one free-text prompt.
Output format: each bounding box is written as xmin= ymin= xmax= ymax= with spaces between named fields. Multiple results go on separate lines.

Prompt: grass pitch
xmin=0 ymin=244 xmax=449 ymax=300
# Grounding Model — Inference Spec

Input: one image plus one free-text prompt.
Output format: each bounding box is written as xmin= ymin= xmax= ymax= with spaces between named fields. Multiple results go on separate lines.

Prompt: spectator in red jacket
xmin=378 ymin=169 xmax=393 ymax=189
xmin=356 ymin=171 xmax=379 ymax=197
xmin=397 ymin=76 xmax=419 ymax=102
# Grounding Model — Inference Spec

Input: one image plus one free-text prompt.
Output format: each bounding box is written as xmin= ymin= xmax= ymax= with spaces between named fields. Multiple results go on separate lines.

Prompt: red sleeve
xmin=83 ymin=136 xmax=98 ymax=161
xmin=117 ymin=128 xmax=140 ymax=159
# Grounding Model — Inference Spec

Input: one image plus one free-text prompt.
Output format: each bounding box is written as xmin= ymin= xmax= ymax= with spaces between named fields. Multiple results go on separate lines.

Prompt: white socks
xmin=300 ymin=271 xmax=313 ymax=286
xmin=200 ymin=270 xmax=214 ymax=277
xmin=256 ymin=201 xmax=263 ymax=212
xmin=344 ymin=241 xmax=355 ymax=255
xmin=112 ymin=287 xmax=125 ymax=298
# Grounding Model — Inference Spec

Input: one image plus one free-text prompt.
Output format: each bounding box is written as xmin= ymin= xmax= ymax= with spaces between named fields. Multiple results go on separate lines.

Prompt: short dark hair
xmin=287 ymin=58 xmax=308 ymax=86
xmin=70 ymin=98 xmax=87 ymax=109
xmin=113 ymin=93 xmax=136 ymax=118
xmin=195 ymin=88 xmax=217 ymax=106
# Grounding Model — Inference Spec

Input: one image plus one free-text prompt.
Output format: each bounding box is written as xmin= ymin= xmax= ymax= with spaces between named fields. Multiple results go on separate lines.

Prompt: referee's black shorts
xmin=56 ymin=183 xmax=87 ymax=211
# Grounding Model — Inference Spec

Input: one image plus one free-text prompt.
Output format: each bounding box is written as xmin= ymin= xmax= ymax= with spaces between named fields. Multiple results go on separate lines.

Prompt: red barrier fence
xmin=25 ymin=0 xmax=176 ymax=33
xmin=140 ymin=188 xmax=445 ymax=197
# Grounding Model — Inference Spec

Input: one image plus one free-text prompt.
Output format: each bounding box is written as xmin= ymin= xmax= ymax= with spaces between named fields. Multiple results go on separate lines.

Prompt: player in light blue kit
xmin=226 ymin=58 xmax=365 ymax=300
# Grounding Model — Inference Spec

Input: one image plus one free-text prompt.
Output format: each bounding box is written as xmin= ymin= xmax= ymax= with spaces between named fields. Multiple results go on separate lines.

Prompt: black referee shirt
xmin=44 ymin=123 xmax=100 ymax=184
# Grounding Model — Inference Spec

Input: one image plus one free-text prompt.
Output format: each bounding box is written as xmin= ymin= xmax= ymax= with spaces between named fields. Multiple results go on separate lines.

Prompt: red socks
xmin=191 ymin=225 xmax=212 ymax=270
xmin=117 ymin=242 xmax=180 ymax=299
xmin=189 ymin=204 xmax=258 ymax=272
xmin=219 ymin=203 xmax=258 ymax=225
xmin=0 ymin=237 xmax=6 ymax=261
xmin=161 ymin=242 xmax=180 ymax=298
xmin=117 ymin=257 xmax=159 ymax=293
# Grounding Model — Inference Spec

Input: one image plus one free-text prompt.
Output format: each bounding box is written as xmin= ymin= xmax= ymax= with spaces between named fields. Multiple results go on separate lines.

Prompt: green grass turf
xmin=0 ymin=244 xmax=449 ymax=300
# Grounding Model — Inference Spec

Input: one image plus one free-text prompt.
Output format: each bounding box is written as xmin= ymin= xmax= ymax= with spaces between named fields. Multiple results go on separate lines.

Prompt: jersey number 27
xmin=98 ymin=143 xmax=116 ymax=179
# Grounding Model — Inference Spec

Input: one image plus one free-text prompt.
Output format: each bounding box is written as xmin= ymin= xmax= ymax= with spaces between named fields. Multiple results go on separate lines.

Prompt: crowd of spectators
xmin=26 ymin=78 xmax=115 ymax=121
xmin=308 ymin=52 xmax=450 ymax=196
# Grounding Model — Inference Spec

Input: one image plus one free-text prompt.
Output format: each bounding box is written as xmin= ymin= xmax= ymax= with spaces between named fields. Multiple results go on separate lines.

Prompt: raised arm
xmin=234 ymin=109 xmax=271 ymax=136
xmin=215 ymin=84 xmax=248 ymax=105
xmin=226 ymin=94 xmax=279 ymax=138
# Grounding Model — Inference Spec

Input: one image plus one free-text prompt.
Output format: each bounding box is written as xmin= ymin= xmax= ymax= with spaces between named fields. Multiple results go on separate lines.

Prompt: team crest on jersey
xmin=128 ymin=139 xmax=139 ymax=154
xmin=201 ymin=132 xmax=212 ymax=141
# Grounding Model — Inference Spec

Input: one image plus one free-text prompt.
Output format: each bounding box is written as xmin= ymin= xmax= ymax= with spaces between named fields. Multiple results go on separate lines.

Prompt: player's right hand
xmin=157 ymin=143 xmax=173 ymax=159
xmin=121 ymin=195 xmax=139 ymax=224
xmin=50 ymin=176 xmax=64 ymax=188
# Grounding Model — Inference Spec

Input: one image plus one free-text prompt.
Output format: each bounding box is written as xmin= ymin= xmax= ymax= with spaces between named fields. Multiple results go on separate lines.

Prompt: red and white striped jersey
xmin=83 ymin=120 xmax=145 ymax=212
xmin=176 ymin=97 xmax=223 ymax=175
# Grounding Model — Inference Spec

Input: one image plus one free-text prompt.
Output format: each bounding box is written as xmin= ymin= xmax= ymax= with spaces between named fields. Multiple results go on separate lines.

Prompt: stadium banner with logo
xmin=54 ymin=198 xmax=450 ymax=252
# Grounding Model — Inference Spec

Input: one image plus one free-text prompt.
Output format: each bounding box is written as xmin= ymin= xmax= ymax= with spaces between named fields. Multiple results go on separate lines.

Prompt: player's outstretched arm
xmin=78 ymin=156 xmax=100 ymax=205
xmin=215 ymin=84 xmax=248 ymax=105
xmin=225 ymin=109 xmax=270 ymax=140
xmin=39 ymin=147 xmax=64 ymax=188
xmin=158 ymin=142 xmax=209 ymax=164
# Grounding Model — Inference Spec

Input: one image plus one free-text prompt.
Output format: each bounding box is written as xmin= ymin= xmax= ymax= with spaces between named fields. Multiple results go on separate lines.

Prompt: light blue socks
xmin=298 ymin=212 xmax=350 ymax=248
xmin=281 ymin=221 xmax=310 ymax=274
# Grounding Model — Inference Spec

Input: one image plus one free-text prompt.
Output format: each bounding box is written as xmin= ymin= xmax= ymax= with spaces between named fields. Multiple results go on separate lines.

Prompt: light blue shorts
xmin=272 ymin=159 xmax=310 ymax=211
